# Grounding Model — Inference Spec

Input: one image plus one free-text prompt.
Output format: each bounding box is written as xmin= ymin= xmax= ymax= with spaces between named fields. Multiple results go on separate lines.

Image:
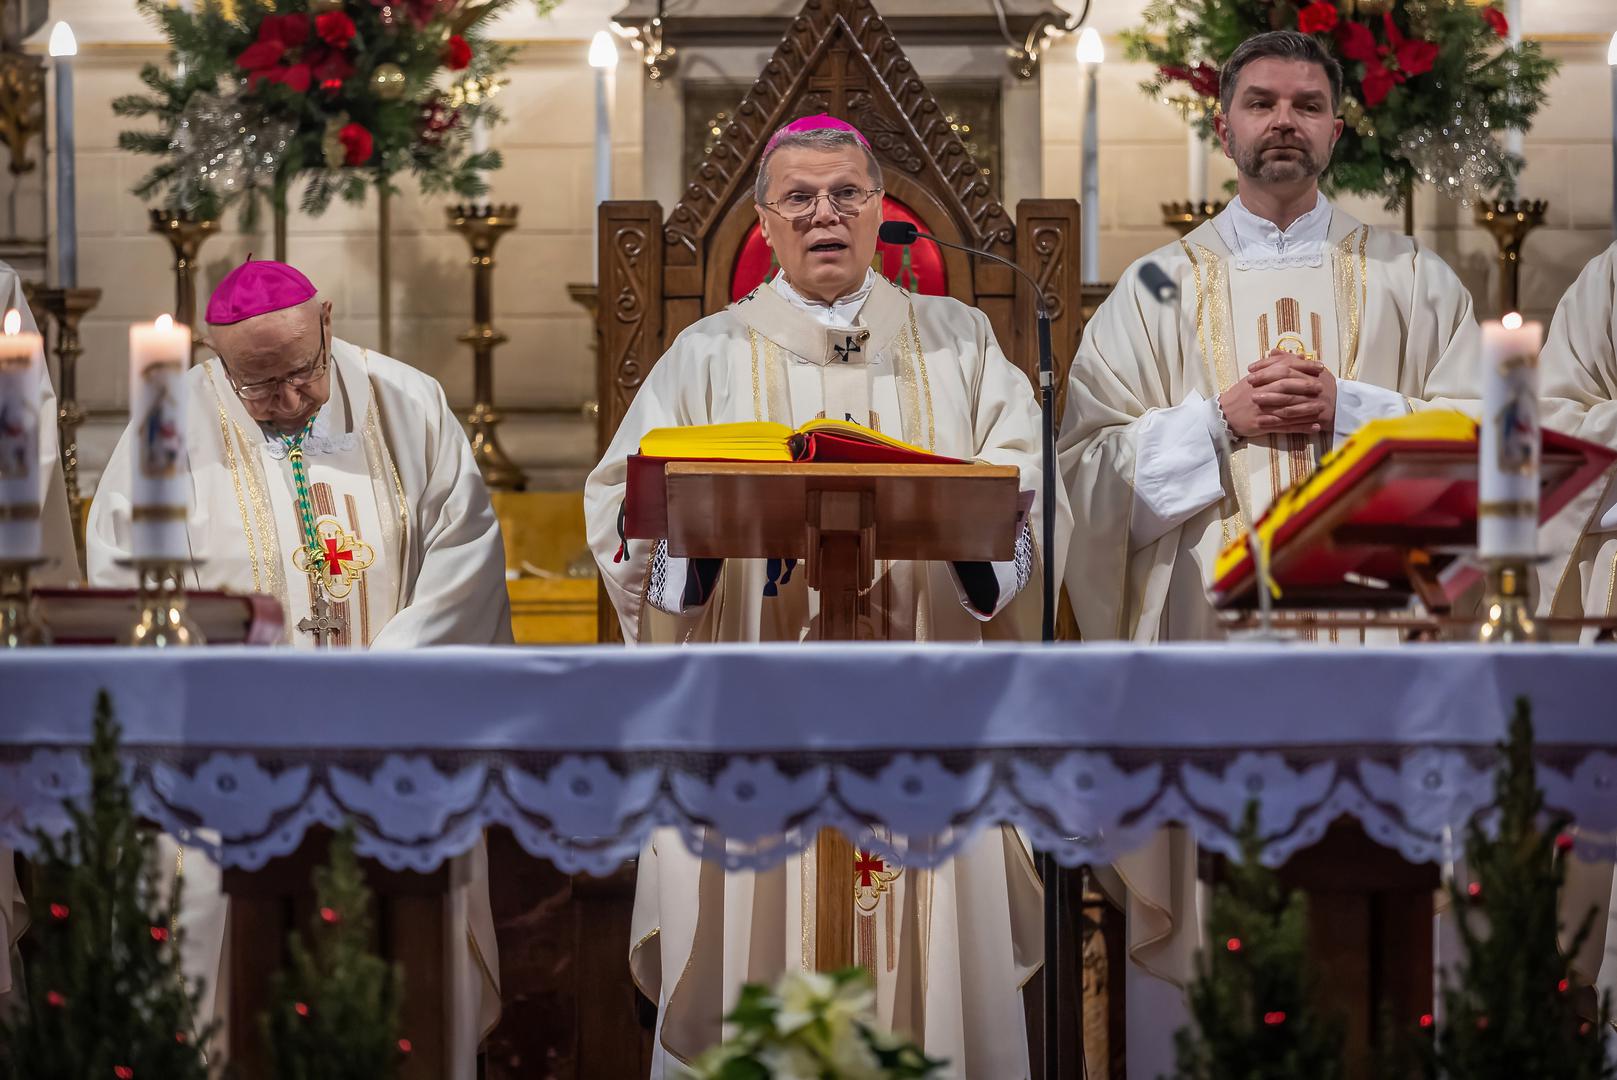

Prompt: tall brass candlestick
xmin=447 ymin=203 xmax=524 ymax=492
xmin=27 ymin=284 xmax=101 ymax=570
xmin=149 ymin=207 xmax=218 ymax=361
xmin=1473 ymin=199 xmax=1548 ymax=315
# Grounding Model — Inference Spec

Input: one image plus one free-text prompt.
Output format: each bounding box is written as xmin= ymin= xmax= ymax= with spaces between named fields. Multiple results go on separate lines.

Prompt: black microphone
xmin=1138 ymin=260 xmax=1179 ymax=303
xmin=879 ymin=218 xmax=1058 ymax=644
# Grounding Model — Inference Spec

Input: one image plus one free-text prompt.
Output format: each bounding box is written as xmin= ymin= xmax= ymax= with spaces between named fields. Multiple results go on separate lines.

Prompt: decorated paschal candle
xmin=0 ymin=310 xmax=45 ymax=559
xmin=129 ymin=314 xmax=192 ymax=560
xmin=1478 ymin=312 xmax=1543 ymax=559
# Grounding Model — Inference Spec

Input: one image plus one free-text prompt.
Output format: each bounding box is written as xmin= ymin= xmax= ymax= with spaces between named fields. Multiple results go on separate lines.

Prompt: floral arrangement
xmin=687 ymin=968 xmax=945 ymax=1080
xmin=114 ymin=0 xmax=556 ymax=223
xmin=1122 ymin=0 xmax=1558 ymax=207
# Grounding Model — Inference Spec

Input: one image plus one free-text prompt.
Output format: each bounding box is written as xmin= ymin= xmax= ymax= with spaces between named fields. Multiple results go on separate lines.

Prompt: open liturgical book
xmin=637 ymin=417 xmax=963 ymax=466
xmin=621 ymin=419 xmax=979 ymax=544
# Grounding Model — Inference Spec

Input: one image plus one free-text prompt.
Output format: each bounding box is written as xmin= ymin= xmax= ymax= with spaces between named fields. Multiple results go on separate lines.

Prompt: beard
xmin=1231 ymin=135 xmax=1327 ymax=183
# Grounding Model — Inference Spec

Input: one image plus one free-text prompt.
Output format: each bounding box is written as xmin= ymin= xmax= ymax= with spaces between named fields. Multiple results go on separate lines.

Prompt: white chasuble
xmin=1057 ymin=204 xmax=1480 ymax=1079
xmin=85 ymin=339 xmax=509 ymax=1076
xmin=1540 ymin=241 xmax=1617 ymax=638
xmin=586 ymin=275 xmax=1067 ymax=1078
xmin=0 ymin=266 xmax=71 ymax=1014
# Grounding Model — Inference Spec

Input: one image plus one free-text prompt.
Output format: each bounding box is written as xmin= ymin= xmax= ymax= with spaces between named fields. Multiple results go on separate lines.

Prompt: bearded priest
xmin=1057 ymin=30 xmax=1480 ymax=1078
xmin=85 ymin=259 xmax=510 ymax=1076
xmin=585 ymin=116 xmax=1068 ymax=1077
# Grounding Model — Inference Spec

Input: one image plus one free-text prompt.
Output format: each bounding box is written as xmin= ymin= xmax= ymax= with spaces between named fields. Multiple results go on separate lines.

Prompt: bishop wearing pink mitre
xmin=86 ymin=258 xmax=510 ymax=1077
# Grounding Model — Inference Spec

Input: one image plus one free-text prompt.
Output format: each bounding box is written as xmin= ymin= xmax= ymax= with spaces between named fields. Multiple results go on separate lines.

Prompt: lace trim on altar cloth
xmin=7 ymin=743 xmax=1617 ymax=875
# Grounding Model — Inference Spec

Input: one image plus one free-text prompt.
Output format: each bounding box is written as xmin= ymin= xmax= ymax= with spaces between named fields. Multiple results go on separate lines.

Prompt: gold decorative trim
xmin=1605 ymin=543 xmax=1616 ymax=618
xmin=1183 ymin=241 xmax=1249 ymax=544
xmin=1477 ymin=500 xmax=1537 ymax=517
xmin=907 ymin=307 xmax=936 ymax=451
xmin=130 ymin=505 xmax=188 ymax=522
xmin=215 ymin=404 xmax=261 ymax=594
xmin=1333 ymin=227 xmax=1369 ymax=383
xmin=749 ymin=328 xmax=762 ymax=421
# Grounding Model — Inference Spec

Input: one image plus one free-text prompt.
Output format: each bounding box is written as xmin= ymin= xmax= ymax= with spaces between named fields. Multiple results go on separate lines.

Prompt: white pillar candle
xmin=48 ymin=22 xmax=77 ymax=289
xmin=1478 ymin=313 xmax=1543 ymax=558
xmin=129 ymin=314 xmax=192 ymax=561
xmin=1077 ymin=29 xmax=1104 ymax=283
xmin=471 ymin=116 xmax=489 ymax=158
xmin=1188 ymin=125 xmax=1207 ymax=205
xmin=1608 ymin=32 xmax=1616 ymax=237
xmin=588 ymin=29 xmax=618 ymax=277
xmin=0 ymin=310 xmax=45 ymax=560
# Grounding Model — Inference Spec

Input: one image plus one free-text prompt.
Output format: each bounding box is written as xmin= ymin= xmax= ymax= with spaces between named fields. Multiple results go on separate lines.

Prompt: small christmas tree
xmin=262 ymin=826 xmax=408 ymax=1080
xmin=0 ymin=691 xmax=215 ymax=1080
xmin=1428 ymin=698 xmax=1615 ymax=1079
xmin=1170 ymin=802 xmax=1343 ymax=1080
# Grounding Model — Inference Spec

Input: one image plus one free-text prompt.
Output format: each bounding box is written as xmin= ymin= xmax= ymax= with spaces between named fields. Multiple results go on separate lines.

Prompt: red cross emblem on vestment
xmin=323 ymin=536 xmax=354 ymax=572
xmin=855 ymin=850 xmax=885 ymax=888
xmin=293 ymin=514 xmax=376 ymax=601
xmin=853 ymin=849 xmax=900 ymax=913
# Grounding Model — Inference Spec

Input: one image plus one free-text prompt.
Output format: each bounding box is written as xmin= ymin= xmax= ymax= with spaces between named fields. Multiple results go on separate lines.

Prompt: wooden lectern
xmin=658 ymin=461 xmax=1021 ymax=970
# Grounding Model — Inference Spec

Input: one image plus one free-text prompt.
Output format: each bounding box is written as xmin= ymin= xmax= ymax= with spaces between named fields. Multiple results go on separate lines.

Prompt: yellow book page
xmin=796 ymin=417 xmax=934 ymax=455
xmin=1213 ymin=410 xmax=1479 ymax=583
xmin=639 ymin=421 xmax=797 ymax=461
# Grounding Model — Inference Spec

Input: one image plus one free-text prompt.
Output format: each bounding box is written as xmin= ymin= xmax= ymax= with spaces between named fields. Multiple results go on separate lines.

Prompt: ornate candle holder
xmin=27 ymin=284 xmax=102 ymax=568
xmin=1477 ymin=559 xmax=1537 ymax=644
xmin=148 ymin=207 xmax=219 ymax=359
xmin=123 ymin=558 xmax=205 ymax=647
xmin=0 ymin=557 xmax=50 ymax=647
xmin=1473 ymin=199 xmax=1548 ymax=315
xmin=447 ymin=203 xmax=524 ymax=492
xmin=1161 ymin=200 xmax=1226 ymax=237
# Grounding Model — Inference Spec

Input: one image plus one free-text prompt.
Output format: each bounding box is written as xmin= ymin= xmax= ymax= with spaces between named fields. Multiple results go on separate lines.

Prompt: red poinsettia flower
xmin=444 ymin=34 xmax=472 ymax=71
xmin=1335 ymin=14 xmax=1438 ymax=108
xmin=238 ymin=13 xmax=318 ymax=92
xmin=1297 ymin=2 xmax=1339 ymax=35
xmin=316 ymin=11 xmax=357 ymax=49
xmin=1159 ymin=62 xmax=1220 ymax=101
xmin=312 ymin=48 xmax=355 ymax=91
xmin=404 ymin=0 xmax=446 ymax=28
xmin=339 ymin=122 xmax=374 ymax=166
xmin=1482 ymin=7 xmax=1508 ymax=37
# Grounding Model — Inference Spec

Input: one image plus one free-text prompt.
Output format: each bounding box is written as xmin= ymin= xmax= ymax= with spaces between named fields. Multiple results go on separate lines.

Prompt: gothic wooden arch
xmin=595 ymin=0 xmax=1085 ymax=453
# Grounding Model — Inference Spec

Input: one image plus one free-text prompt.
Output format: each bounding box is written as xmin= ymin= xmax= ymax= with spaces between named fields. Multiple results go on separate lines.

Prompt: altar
xmin=6 ymin=643 xmax=1617 ymax=1077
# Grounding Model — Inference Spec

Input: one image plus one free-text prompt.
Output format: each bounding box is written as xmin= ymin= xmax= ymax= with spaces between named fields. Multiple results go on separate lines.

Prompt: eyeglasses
xmin=762 ymin=186 xmax=883 ymax=222
xmin=224 ymin=324 xmax=329 ymax=403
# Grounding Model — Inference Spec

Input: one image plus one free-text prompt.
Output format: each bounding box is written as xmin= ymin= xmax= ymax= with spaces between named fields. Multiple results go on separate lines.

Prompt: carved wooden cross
xmin=807 ymin=45 xmax=868 ymax=116
xmin=297 ymin=594 xmax=346 ymax=647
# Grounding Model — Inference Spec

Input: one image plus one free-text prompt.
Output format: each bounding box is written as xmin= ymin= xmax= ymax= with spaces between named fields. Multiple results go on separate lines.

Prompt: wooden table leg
xmin=814 ymin=827 xmax=856 ymax=971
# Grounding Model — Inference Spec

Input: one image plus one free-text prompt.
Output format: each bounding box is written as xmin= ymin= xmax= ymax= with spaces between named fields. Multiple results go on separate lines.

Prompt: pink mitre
xmin=205 ymin=257 xmax=318 ymax=326
xmin=762 ymin=114 xmax=871 ymax=156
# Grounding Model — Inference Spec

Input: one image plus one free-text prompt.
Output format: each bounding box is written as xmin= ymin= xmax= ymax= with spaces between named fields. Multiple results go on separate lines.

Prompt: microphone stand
xmin=900 ymin=227 xmax=1063 ymax=1078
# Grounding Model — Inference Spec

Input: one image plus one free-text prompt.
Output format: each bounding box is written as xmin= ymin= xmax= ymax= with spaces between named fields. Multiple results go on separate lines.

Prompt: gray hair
xmin=753 ymin=128 xmax=882 ymax=204
xmin=1219 ymin=30 xmax=1344 ymax=117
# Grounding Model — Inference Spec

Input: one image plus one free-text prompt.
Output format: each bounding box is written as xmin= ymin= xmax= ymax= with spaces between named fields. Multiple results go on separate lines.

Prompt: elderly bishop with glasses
xmin=586 ymin=116 xmax=1069 ymax=1077
xmin=84 ymin=258 xmax=508 ymax=1075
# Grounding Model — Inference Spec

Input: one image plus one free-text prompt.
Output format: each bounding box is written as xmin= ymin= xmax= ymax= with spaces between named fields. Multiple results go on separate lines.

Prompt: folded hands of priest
xmin=1219 ymin=349 xmax=1337 ymax=438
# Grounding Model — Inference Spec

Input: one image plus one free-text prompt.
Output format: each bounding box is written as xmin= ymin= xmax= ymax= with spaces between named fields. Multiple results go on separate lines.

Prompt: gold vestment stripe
xmin=131 ymin=505 xmax=188 ymax=522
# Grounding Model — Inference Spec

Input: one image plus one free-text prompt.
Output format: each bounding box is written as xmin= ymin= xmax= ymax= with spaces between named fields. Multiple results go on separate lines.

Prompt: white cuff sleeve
xmin=1130 ymin=390 xmax=1227 ymax=549
xmin=949 ymin=522 xmax=1036 ymax=622
xmin=1333 ymin=379 xmax=1409 ymax=447
xmin=646 ymin=540 xmax=715 ymax=615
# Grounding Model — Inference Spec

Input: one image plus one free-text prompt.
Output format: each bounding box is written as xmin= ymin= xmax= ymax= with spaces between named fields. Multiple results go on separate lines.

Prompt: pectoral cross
xmin=297 ymin=594 xmax=346 ymax=647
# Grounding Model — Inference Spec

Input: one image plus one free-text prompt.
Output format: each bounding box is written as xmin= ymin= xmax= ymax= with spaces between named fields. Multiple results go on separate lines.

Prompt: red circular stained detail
xmin=730 ymin=195 xmax=948 ymax=302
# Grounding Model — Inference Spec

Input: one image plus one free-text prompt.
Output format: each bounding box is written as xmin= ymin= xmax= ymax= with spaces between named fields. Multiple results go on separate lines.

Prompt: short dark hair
xmin=1219 ymin=30 xmax=1344 ymax=117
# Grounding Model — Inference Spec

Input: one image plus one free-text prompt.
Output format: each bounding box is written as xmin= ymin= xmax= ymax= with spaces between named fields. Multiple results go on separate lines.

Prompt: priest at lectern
xmin=585 ymin=115 xmax=1069 ymax=1077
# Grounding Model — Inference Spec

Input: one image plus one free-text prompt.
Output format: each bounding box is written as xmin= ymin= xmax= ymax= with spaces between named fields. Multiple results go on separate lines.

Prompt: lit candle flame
xmin=155 ymin=314 xmax=174 ymax=333
xmin=1502 ymin=312 xmax=1524 ymax=331
xmin=3 ymin=310 xmax=19 ymax=336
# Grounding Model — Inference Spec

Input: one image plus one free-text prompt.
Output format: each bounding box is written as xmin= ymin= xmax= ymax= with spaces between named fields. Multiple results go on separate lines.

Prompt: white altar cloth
xmin=3 ymin=644 xmax=1616 ymax=873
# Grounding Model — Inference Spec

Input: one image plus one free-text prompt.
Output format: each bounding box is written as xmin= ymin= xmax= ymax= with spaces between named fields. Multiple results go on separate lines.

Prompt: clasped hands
xmin=1218 ymin=349 xmax=1336 ymax=440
